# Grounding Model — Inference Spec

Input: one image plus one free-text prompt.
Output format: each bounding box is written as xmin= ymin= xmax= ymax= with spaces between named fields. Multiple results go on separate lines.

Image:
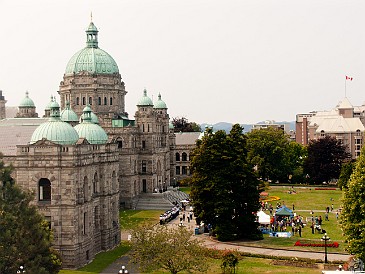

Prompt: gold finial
xmin=90 ymin=12 xmax=93 ymax=22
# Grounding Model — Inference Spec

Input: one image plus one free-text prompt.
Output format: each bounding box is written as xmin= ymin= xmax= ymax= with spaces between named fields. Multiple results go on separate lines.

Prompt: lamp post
xmin=17 ymin=265 xmax=25 ymax=273
xmin=118 ymin=265 xmax=128 ymax=273
xmin=321 ymin=233 xmax=330 ymax=263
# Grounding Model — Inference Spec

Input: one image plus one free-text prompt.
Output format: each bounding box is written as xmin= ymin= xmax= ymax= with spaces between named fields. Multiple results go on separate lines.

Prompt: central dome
xmin=65 ymin=21 xmax=119 ymax=75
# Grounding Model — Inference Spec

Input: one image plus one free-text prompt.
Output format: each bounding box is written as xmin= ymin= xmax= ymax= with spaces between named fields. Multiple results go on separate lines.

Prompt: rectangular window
xmin=142 ymin=161 xmax=147 ymax=173
xmin=176 ymin=166 xmax=180 ymax=175
xmin=182 ymin=166 xmax=187 ymax=175
xmin=142 ymin=140 xmax=146 ymax=149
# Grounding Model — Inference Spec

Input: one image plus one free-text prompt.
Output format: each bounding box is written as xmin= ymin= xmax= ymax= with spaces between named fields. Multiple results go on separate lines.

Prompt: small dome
xmin=137 ymin=89 xmax=153 ymax=106
xmin=45 ymin=96 xmax=54 ymax=110
xmin=74 ymin=105 xmax=108 ymax=144
xmin=61 ymin=102 xmax=79 ymax=122
xmin=80 ymin=110 xmax=99 ymax=124
xmin=19 ymin=91 xmax=35 ymax=108
xmin=65 ymin=21 xmax=119 ymax=75
xmin=154 ymin=93 xmax=167 ymax=109
xmin=169 ymin=122 xmax=174 ymax=129
xmin=30 ymin=100 xmax=79 ymax=145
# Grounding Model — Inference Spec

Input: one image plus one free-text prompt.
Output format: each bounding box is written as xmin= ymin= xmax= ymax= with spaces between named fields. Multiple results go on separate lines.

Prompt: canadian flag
xmin=346 ymin=76 xmax=353 ymax=81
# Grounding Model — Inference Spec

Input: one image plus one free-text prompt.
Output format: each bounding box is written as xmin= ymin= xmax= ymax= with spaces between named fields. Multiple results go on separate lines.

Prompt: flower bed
xmin=294 ymin=240 xmax=339 ymax=248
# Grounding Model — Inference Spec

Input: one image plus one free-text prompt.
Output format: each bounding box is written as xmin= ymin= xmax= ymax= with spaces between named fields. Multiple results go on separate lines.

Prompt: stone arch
xmin=38 ymin=178 xmax=51 ymax=202
xmin=182 ymin=152 xmax=188 ymax=161
xmin=175 ymin=152 xmax=180 ymax=161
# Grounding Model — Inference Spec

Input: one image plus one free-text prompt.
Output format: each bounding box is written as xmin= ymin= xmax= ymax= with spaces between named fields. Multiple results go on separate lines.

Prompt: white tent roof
xmin=257 ymin=210 xmax=270 ymax=225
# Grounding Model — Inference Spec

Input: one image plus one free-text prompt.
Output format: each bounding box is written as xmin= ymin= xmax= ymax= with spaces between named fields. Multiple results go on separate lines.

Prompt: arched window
xmin=104 ymin=97 xmax=107 ymax=105
xmin=182 ymin=152 xmax=188 ymax=161
xmin=176 ymin=153 xmax=180 ymax=161
xmin=110 ymin=97 xmax=113 ymax=105
xmin=39 ymin=178 xmax=51 ymax=202
xmin=82 ymin=97 xmax=86 ymax=105
xmin=89 ymin=97 xmax=92 ymax=105
xmin=76 ymin=97 xmax=80 ymax=105
xmin=98 ymin=97 xmax=101 ymax=105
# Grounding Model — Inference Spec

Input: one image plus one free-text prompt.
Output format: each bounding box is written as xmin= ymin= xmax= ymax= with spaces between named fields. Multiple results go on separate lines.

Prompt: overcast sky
xmin=0 ymin=0 xmax=364 ymax=124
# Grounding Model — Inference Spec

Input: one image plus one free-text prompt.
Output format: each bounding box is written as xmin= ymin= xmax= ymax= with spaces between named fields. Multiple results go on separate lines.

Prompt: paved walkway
xmin=101 ymin=210 xmax=350 ymax=274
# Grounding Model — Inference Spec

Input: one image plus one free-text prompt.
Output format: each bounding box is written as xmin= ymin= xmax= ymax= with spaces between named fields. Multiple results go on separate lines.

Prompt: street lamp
xmin=321 ymin=233 xmax=331 ymax=263
xmin=17 ymin=265 xmax=25 ymax=273
xmin=118 ymin=265 xmax=128 ymax=273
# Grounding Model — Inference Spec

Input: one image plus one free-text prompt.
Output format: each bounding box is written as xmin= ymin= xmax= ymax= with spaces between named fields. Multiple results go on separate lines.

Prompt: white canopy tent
xmin=257 ymin=210 xmax=271 ymax=225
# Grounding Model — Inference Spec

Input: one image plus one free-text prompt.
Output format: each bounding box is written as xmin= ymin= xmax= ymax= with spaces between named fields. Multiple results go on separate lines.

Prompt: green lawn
xmin=119 ymin=209 xmax=162 ymax=229
xmin=60 ymin=242 xmax=131 ymax=274
xmin=60 ymin=186 xmax=348 ymax=273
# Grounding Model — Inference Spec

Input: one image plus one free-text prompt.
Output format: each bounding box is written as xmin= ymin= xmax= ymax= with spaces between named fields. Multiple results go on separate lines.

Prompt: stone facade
xmin=0 ymin=90 xmax=6 ymax=120
xmin=14 ymin=139 xmax=121 ymax=268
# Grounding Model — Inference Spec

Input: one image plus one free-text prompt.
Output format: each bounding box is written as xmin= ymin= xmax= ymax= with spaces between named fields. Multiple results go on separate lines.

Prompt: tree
xmin=130 ymin=224 xmax=208 ymax=274
xmin=0 ymin=159 xmax=62 ymax=274
xmin=341 ymin=148 xmax=365 ymax=261
xmin=190 ymin=124 xmax=262 ymax=241
xmin=172 ymin=117 xmax=201 ymax=132
xmin=246 ymin=128 xmax=304 ymax=183
xmin=338 ymin=160 xmax=356 ymax=190
xmin=304 ymin=136 xmax=351 ymax=184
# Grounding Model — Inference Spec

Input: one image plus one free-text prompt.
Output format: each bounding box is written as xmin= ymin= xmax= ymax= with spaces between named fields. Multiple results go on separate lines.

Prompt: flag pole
xmin=345 ymin=76 xmax=347 ymax=97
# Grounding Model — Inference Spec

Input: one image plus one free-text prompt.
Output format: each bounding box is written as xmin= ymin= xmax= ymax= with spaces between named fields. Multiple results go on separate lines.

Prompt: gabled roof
xmin=175 ymin=132 xmax=201 ymax=145
xmin=336 ymin=97 xmax=353 ymax=109
xmin=315 ymin=116 xmax=364 ymax=133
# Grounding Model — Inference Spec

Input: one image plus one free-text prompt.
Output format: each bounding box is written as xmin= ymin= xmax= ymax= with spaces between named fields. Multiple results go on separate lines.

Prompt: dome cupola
xmin=65 ymin=20 xmax=119 ymax=75
xmin=30 ymin=98 xmax=79 ymax=145
xmin=74 ymin=105 xmax=108 ymax=144
xmin=153 ymin=93 xmax=167 ymax=109
xmin=19 ymin=91 xmax=35 ymax=108
xmin=137 ymin=89 xmax=153 ymax=106
xmin=60 ymin=101 xmax=79 ymax=122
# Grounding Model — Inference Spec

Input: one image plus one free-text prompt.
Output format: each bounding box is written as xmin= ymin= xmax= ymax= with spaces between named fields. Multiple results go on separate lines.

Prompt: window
xmin=142 ymin=161 xmax=147 ymax=174
xmin=110 ymin=97 xmax=113 ymax=105
xmin=320 ymin=130 xmax=325 ymax=137
xmin=148 ymin=124 xmax=150 ymax=132
xmin=98 ymin=97 xmax=101 ymax=105
xmin=76 ymin=97 xmax=80 ymax=105
xmin=89 ymin=97 xmax=92 ymax=105
xmin=182 ymin=152 xmax=188 ymax=161
xmin=39 ymin=178 xmax=51 ymax=201
xmin=176 ymin=153 xmax=180 ymax=161
xmin=93 ymin=173 xmax=98 ymax=194
xmin=104 ymin=97 xmax=107 ymax=105
xmin=182 ymin=166 xmax=187 ymax=175
xmin=142 ymin=140 xmax=146 ymax=149
xmin=176 ymin=166 xmax=180 ymax=175
xmin=82 ymin=97 xmax=86 ymax=105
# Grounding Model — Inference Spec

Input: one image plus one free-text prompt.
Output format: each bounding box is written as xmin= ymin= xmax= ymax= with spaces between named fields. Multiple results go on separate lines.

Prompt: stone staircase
xmin=134 ymin=189 xmax=189 ymax=210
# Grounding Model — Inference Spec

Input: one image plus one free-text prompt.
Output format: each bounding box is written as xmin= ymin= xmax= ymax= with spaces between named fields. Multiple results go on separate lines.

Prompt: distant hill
xmin=201 ymin=121 xmax=295 ymax=133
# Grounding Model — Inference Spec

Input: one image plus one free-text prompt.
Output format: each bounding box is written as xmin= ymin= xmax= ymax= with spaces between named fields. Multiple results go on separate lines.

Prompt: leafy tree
xmin=190 ymin=124 xmax=262 ymax=241
xmin=0 ymin=158 xmax=62 ymax=274
xmin=303 ymin=136 xmax=351 ymax=184
xmin=341 ymin=148 xmax=365 ymax=261
xmin=246 ymin=128 xmax=304 ymax=183
xmin=130 ymin=224 xmax=207 ymax=274
xmin=338 ymin=160 xmax=356 ymax=190
xmin=172 ymin=117 xmax=201 ymax=132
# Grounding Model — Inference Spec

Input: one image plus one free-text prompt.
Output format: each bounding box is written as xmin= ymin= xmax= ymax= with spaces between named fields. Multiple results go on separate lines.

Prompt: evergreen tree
xmin=172 ymin=117 xmax=201 ymax=132
xmin=0 ymin=158 xmax=61 ymax=273
xmin=341 ymin=149 xmax=365 ymax=261
xmin=190 ymin=124 xmax=262 ymax=241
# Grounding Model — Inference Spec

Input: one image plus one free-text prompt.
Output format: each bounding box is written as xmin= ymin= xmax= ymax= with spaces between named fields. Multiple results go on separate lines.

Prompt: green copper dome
xmin=74 ymin=105 xmax=108 ymax=144
xmin=19 ymin=91 xmax=35 ymax=108
xmin=137 ymin=89 xmax=153 ymax=106
xmin=154 ymin=93 xmax=167 ymax=109
xmin=45 ymin=96 xmax=54 ymax=110
xmin=30 ymin=100 xmax=79 ymax=145
xmin=61 ymin=102 xmax=79 ymax=122
xmin=80 ymin=111 xmax=99 ymax=124
xmin=65 ymin=21 xmax=119 ymax=75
